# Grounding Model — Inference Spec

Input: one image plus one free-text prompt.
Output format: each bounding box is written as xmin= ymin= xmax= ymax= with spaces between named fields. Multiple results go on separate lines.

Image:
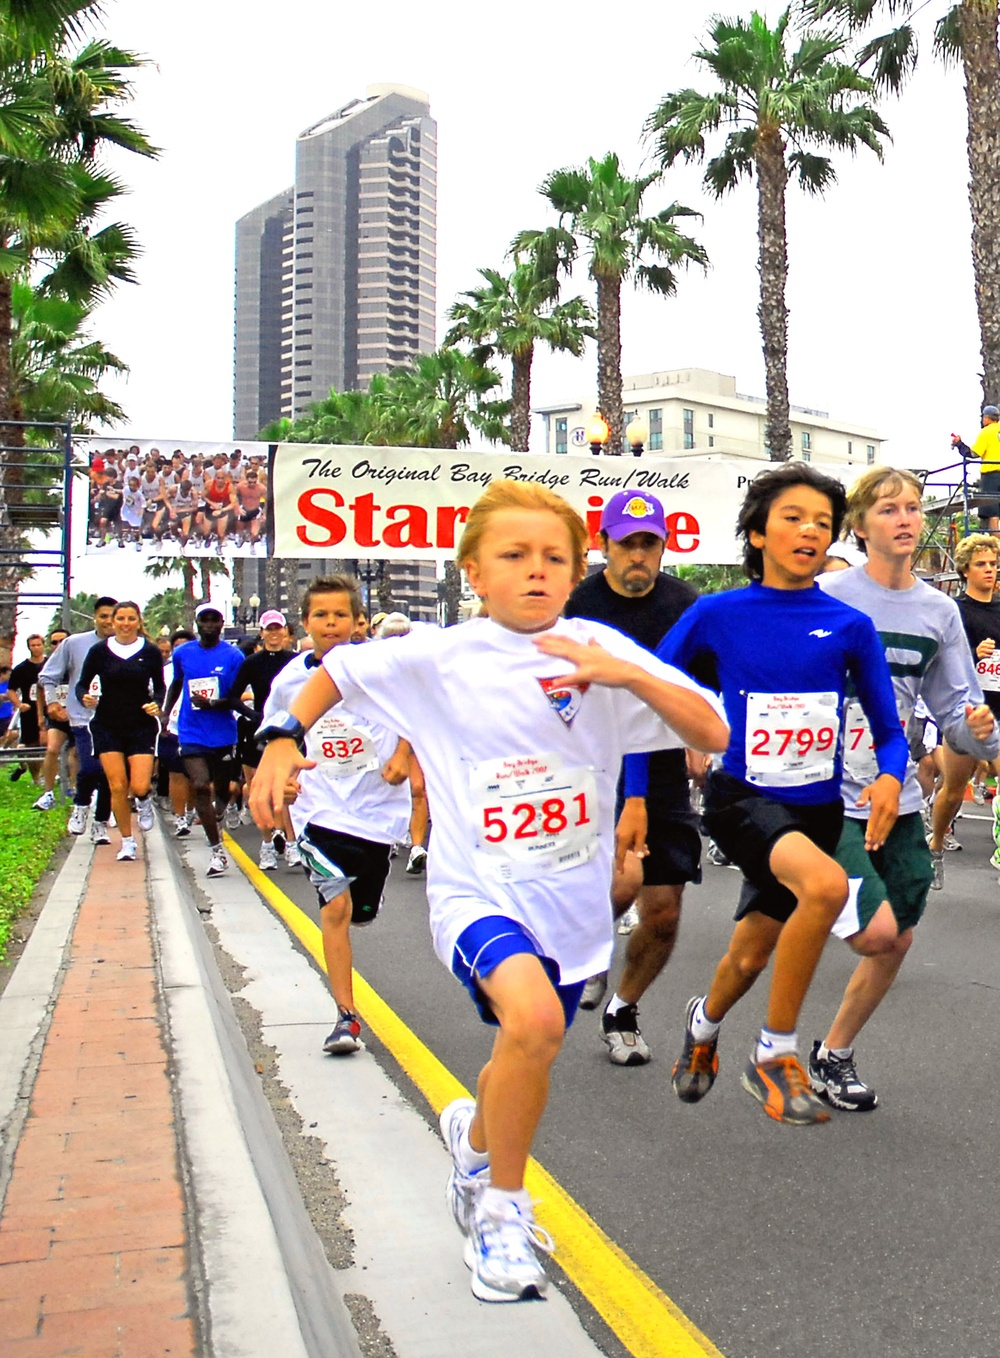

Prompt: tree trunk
xmin=443 ymin=561 xmax=463 ymax=626
xmin=960 ymin=0 xmax=1000 ymax=406
xmin=755 ymin=130 xmax=792 ymax=461
xmin=182 ymin=560 xmax=196 ymax=630
xmin=595 ymin=272 xmax=623 ymax=454
xmin=264 ymin=556 xmax=282 ymax=616
xmin=510 ymin=347 xmax=533 ymax=453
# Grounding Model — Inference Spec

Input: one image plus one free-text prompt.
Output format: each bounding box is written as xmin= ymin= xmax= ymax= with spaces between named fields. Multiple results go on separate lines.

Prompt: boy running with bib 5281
xmin=250 ymin=480 xmax=728 ymax=1303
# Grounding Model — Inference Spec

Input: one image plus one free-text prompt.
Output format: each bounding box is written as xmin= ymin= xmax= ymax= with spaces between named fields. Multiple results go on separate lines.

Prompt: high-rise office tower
xmin=234 ymin=83 xmax=437 ymax=438
xmin=233 ymin=85 xmax=439 ymax=621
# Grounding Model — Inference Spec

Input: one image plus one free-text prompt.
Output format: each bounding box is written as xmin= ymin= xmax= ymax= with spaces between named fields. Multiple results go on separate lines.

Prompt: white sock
xmin=828 ymin=1044 xmax=853 ymax=1061
xmin=755 ymin=1027 xmax=798 ymax=1062
xmin=480 ymin=1186 xmax=531 ymax=1218
xmin=690 ymin=997 xmax=721 ymax=1042
xmin=604 ymin=992 xmax=629 ymax=1017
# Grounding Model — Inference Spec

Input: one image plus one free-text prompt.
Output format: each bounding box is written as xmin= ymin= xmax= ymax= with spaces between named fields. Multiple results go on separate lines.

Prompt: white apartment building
xmin=535 ymin=367 xmax=883 ymax=467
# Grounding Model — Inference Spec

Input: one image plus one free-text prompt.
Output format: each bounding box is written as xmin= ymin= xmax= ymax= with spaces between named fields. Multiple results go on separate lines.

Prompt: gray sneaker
xmin=68 ymin=804 xmax=88 ymax=835
xmin=90 ymin=820 xmax=111 ymax=846
xmin=223 ymin=802 xmax=241 ymax=831
xmin=600 ymin=1003 xmax=651 ymax=1066
xmin=929 ymin=847 xmax=944 ymax=891
xmin=578 ymin=971 xmax=608 ymax=1011
xmin=136 ymin=797 xmax=155 ymax=833
xmin=465 ymin=1198 xmax=553 ymax=1303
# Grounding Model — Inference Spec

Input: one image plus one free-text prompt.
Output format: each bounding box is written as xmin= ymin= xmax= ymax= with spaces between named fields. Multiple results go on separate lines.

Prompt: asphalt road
xmin=226 ymin=807 xmax=1000 ymax=1358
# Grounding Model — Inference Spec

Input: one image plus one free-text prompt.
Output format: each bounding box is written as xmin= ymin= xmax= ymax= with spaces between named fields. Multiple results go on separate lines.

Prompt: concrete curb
xmin=147 ymin=819 xmax=362 ymax=1358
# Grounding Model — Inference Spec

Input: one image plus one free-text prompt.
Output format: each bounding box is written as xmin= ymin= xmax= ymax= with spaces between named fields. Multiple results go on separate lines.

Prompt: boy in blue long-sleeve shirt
xmin=630 ymin=462 xmax=908 ymax=1125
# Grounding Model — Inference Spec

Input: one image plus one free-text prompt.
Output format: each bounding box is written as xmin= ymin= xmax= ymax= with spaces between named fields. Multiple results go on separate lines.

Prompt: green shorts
xmin=830 ymin=812 xmax=933 ymax=940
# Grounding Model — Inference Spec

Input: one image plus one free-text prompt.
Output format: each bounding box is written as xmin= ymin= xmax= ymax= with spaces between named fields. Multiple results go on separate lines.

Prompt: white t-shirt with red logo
xmin=323 ymin=616 xmax=722 ymax=984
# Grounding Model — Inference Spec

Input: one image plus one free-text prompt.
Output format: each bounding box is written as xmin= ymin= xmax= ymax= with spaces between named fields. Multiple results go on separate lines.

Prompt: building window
xmin=555 ymin=418 xmax=567 ymax=456
xmin=708 ymin=436 xmax=714 ymax=448
xmin=708 ymin=412 xmax=714 ymax=429
xmin=683 ymin=408 xmax=694 ymax=451
xmin=867 ymin=444 xmax=876 ymax=464
xmin=649 ymin=407 xmax=663 ymax=451
xmin=848 ymin=440 xmax=853 ymax=458
xmin=802 ymin=449 xmax=811 ymax=463
xmin=801 ymin=431 xmax=811 ymax=452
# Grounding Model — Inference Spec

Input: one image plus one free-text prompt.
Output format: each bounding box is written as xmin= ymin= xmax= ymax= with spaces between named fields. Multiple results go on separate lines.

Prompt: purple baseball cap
xmin=600 ymin=491 xmax=667 ymax=541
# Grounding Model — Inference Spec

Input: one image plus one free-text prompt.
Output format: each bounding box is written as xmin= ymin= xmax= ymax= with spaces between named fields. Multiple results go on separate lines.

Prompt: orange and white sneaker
xmin=741 ymin=1053 xmax=830 ymax=1125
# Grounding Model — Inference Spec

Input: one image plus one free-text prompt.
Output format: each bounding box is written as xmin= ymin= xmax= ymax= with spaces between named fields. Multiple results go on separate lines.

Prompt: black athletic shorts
xmin=180 ymin=744 xmax=237 ymax=791
xmin=237 ymin=726 xmax=260 ymax=769
xmin=297 ymin=823 xmax=392 ymax=925
xmin=90 ymin=720 xmax=160 ymax=759
xmin=157 ymin=732 xmax=185 ymax=776
xmin=46 ymin=717 xmax=72 ymax=740
xmin=703 ymin=768 xmax=844 ymax=925
xmin=19 ymin=714 xmax=40 ymax=746
xmin=614 ymin=787 xmax=702 ymax=886
xmin=979 ymin=469 xmax=1000 ymax=522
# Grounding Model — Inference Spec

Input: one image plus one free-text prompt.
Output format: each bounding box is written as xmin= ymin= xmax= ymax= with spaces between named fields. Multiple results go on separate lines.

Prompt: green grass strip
xmin=0 ymin=777 xmax=70 ymax=963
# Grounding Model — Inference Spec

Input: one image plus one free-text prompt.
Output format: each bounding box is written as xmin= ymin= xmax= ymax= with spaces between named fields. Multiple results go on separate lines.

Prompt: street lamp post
xmin=231 ymin=592 xmax=260 ymax=629
xmin=586 ymin=412 xmax=611 ymax=456
xmin=626 ymin=415 xmax=649 ymax=458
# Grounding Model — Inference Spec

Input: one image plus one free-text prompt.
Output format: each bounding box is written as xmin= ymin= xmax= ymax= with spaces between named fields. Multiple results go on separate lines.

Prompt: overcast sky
xmin=36 ymin=0 xmax=979 ymax=641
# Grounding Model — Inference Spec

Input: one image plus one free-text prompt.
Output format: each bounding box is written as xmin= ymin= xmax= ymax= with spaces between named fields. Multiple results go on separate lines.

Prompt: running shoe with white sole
xmin=600 ymin=1003 xmax=651 ymax=1066
xmin=33 ymin=790 xmax=56 ymax=812
xmin=741 ymin=1053 xmax=831 ymax=1125
xmin=136 ymin=797 xmax=155 ymax=833
xmin=929 ymin=847 xmax=944 ymax=891
xmin=323 ymin=1008 xmax=362 ymax=1054
xmin=578 ymin=971 xmax=608 ymax=1011
xmin=90 ymin=820 xmax=111 ymax=846
xmin=464 ymin=1199 xmax=553 ymax=1303
xmin=223 ymin=802 xmax=241 ymax=831
xmin=117 ymin=837 xmax=137 ymax=862
xmin=439 ymin=1097 xmax=490 ymax=1236
xmin=272 ymin=829 xmax=286 ymax=856
xmin=207 ymin=847 xmax=228 ymax=877
xmin=942 ymin=831 xmax=961 ymax=852
xmin=617 ymin=904 xmax=640 ymax=935
xmin=259 ymin=842 xmax=279 ymax=871
xmin=808 ymin=1041 xmax=878 ymax=1112
xmin=405 ymin=845 xmax=427 ymax=874
xmin=671 ymin=996 xmax=720 ymax=1103
xmin=285 ymin=843 xmax=302 ymax=869
xmin=174 ymin=813 xmax=191 ymax=838
xmin=239 ymin=805 xmax=254 ymax=826
xmin=67 ymin=804 xmax=88 ymax=835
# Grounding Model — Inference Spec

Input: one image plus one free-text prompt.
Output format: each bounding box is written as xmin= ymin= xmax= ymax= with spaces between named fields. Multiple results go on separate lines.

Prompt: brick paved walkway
xmin=0 ymin=845 xmax=198 ymax=1356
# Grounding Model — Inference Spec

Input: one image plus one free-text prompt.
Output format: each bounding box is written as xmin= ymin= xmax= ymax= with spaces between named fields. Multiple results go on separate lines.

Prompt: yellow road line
xmin=225 ymin=833 xmax=725 ymax=1358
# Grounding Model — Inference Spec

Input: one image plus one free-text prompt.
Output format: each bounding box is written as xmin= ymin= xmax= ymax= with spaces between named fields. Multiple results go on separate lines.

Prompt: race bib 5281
xmin=469 ymin=752 xmax=599 ymax=882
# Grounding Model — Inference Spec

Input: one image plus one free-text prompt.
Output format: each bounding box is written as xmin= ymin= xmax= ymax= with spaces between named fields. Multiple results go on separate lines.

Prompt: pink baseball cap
xmin=259 ymin=610 xmax=286 ymax=629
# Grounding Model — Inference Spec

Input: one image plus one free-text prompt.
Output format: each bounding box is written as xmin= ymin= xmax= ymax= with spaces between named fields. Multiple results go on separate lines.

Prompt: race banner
xmin=269 ymin=444 xmax=769 ymax=564
xmin=75 ymin=436 xmax=271 ymax=558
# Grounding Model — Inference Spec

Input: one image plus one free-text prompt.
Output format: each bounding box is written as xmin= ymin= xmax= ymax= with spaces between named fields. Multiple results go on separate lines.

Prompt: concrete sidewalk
xmin=0 ymin=819 xmax=609 ymax=1358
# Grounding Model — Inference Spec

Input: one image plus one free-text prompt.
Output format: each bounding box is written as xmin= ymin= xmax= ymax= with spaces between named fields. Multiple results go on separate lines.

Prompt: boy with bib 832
xmin=250 ymin=481 xmax=728 ymax=1303
xmin=260 ymin=575 xmax=412 ymax=1055
xmin=645 ymin=462 xmax=909 ymax=1126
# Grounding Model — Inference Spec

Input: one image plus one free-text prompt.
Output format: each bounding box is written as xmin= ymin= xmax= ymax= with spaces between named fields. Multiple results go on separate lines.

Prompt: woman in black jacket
xmin=77 ymin=601 xmax=165 ymax=861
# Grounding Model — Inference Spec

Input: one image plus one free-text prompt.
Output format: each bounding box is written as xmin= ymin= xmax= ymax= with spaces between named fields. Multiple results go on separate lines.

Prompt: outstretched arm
xmin=249 ymin=667 xmax=343 ymax=829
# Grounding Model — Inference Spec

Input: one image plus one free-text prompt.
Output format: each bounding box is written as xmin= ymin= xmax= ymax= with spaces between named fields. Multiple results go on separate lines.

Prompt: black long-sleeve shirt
xmin=76 ymin=639 xmax=166 ymax=730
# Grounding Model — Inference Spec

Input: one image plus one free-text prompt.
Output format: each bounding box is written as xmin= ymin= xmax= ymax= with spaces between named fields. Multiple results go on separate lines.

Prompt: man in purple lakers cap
xmin=564 ymin=490 xmax=700 ymax=1064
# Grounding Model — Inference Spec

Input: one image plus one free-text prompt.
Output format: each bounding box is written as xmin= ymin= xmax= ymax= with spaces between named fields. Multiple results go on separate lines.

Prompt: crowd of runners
xmin=85 ymin=444 xmax=269 ymax=553
xmin=8 ymin=452 xmax=1000 ymax=1305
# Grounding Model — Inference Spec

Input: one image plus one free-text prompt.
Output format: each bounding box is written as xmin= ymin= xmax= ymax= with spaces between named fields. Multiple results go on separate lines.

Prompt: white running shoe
xmin=174 ymin=813 xmax=191 ymax=838
xmin=136 ymin=797 xmax=155 ymax=832
xmin=239 ymin=805 xmax=254 ymax=826
xmin=439 ymin=1098 xmax=489 ymax=1236
xmin=33 ymin=790 xmax=56 ymax=812
xmin=207 ymin=847 xmax=228 ymax=877
xmin=579 ymin=971 xmax=608 ymax=1011
xmin=223 ymin=802 xmax=241 ymax=831
xmin=405 ymin=845 xmax=427 ymax=874
xmin=259 ymin=842 xmax=279 ymax=871
xmin=67 ymin=804 xmax=88 ymax=835
xmin=91 ymin=820 xmax=111 ymax=846
xmin=285 ymin=842 xmax=302 ymax=869
xmin=617 ymin=904 xmax=640 ymax=935
xmin=117 ymin=837 xmax=137 ymax=862
xmin=465 ymin=1198 xmax=553 ymax=1303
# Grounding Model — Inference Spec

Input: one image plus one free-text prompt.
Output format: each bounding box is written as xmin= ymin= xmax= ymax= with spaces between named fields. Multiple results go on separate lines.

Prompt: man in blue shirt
xmin=162 ymin=603 xmax=244 ymax=877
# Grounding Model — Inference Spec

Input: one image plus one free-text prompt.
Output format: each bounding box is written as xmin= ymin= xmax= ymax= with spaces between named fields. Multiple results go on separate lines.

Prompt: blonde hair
xmin=457 ymin=480 xmax=589 ymax=583
xmin=954 ymin=532 xmax=999 ymax=578
xmin=844 ymin=467 xmax=924 ymax=552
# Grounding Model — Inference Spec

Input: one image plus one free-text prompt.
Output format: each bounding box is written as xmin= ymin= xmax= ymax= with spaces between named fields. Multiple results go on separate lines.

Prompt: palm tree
xmin=380 ymin=347 xmax=509 ymax=451
xmin=445 ymin=259 xmax=594 ymax=452
xmin=259 ymin=375 xmax=392 ymax=445
xmin=647 ymin=9 xmax=888 ymax=461
xmin=143 ymin=557 xmax=229 ymax=631
xmin=522 ymin=152 xmax=707 ymax=454
xmin=142 ymin=587 xmax=187 ymax=638
xmin=809 ymin=0 xmax=1000 ymax=406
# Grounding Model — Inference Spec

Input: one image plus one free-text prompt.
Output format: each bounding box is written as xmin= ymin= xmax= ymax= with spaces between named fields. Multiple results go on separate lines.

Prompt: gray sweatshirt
xmin=820 ymin=566 xmax=999 ymax=817
xmin=38 ymin=630 xmax=100 ymax=727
